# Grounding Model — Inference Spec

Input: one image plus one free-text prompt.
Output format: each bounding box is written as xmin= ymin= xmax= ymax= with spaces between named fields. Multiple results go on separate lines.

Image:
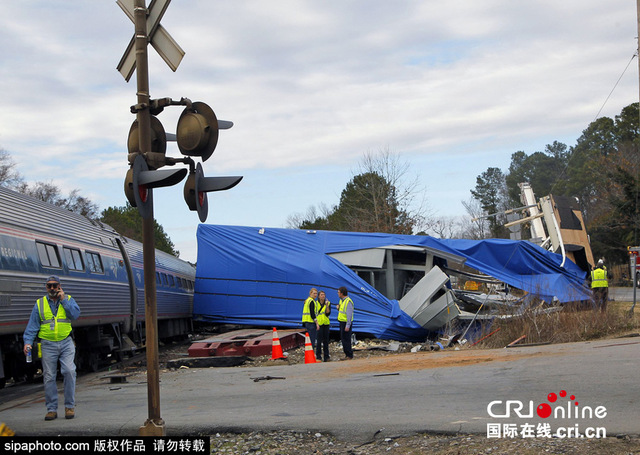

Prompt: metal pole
xmin=632 ymin=259 xmax=637 ymax=315
xmin=133 ymin=0 xmax=165 ymax=436
xmin=636 ymin=0 xmax=640 ymax=246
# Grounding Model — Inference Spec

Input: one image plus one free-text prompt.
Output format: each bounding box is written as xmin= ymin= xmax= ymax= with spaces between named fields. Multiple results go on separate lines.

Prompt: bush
xmin=472 ymin=301 xmax=639 ymax=348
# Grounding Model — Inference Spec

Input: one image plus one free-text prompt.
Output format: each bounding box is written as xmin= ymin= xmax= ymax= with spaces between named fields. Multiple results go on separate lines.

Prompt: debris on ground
xmin=209 ymin=430 xmax=640 ymax=454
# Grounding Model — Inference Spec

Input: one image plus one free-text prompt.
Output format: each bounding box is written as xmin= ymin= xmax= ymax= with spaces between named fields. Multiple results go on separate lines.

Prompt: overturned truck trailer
xmin=193 ymin=225 xmax=591 ymax=342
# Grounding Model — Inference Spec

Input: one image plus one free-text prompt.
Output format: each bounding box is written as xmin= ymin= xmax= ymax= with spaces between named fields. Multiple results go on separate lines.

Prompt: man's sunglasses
xmin=46 ymin=283 xmax=59 ymax=289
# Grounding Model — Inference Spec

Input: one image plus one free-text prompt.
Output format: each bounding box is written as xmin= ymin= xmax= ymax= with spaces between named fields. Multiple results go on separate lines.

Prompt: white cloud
xmin=0 ymin=1 xmax=637 ymax=262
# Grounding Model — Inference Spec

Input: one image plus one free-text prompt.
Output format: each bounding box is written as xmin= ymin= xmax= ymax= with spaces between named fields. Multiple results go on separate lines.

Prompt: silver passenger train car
xmin=0 ymin=186 xmax=195 ymax=387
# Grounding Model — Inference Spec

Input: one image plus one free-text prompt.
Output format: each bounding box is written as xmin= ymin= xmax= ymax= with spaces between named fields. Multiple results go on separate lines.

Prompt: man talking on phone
xmin=23 ymin=276 xmax=80 ymax=421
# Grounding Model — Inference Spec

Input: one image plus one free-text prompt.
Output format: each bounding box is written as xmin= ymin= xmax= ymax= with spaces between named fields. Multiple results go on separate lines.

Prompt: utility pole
xmin=636 ymin=0 xmax=640 ymax=245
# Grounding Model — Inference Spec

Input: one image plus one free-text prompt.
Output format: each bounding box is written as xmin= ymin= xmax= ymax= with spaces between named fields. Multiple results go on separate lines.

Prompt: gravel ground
xmin=151 ymin=332 xmax=640 ymax=454
xmin=209 ymin=430 xmax=640 ymax=454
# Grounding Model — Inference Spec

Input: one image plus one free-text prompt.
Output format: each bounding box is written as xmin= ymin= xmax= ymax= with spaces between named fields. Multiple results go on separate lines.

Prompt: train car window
xmin=168 ymin=275 xmax=175 ymax=287
xmin=156 ymin=272 xmax=161 ymax=284
xmin=161 ymin=273 xmax=168 ymax=286
xmin=176 ymin=278 xmax=183 ymax=288
xmin=63 ymin=247 xmax=84 ymax=271
xmin=86 ymin=252 xmax=104 ymax=274
xmin=36 ymin=241 xmax=61 ymax=268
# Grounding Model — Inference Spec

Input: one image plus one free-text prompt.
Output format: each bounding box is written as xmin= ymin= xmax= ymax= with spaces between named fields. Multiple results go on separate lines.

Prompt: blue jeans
xmin=304 ymin=322 xmax=318 ymax=351
xmin=41 ymin=337 xmax=76 ymax=412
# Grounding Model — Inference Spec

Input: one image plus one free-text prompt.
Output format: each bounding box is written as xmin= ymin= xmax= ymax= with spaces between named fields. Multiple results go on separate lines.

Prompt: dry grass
xmin=472 ymin=300 xmax=640 ymax=349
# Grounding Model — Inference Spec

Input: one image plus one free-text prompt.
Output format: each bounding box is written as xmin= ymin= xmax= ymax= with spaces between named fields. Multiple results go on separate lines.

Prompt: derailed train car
xmin=0 ymin=186 xmax=195 ymax=388
xmin=193 ymin=225 xmax=591 ymax=342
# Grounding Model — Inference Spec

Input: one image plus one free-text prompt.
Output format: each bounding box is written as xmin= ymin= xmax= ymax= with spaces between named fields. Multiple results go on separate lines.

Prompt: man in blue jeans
xmin=23 ymin=276 xmax=81 ymax=421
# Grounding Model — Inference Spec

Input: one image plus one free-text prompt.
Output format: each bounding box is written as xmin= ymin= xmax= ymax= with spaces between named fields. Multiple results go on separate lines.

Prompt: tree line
xmin=288 ymin=103 xmax=640 ymax=267
xmin=3 ymin=102 xmax=638 ymax=264
xmin=472 ymin=102 xmax=639 ymax=265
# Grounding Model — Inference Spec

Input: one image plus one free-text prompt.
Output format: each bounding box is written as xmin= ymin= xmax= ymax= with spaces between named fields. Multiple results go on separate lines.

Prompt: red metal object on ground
xmin=188 ymin=329 xmax=305 ymax=357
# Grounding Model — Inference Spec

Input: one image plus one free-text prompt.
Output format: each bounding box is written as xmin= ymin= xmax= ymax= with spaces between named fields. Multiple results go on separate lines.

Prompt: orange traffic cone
xmin=271 ymin=327 xmax=285 ymax=360
xmin=304 ymin=332 xmax=317 ymax=364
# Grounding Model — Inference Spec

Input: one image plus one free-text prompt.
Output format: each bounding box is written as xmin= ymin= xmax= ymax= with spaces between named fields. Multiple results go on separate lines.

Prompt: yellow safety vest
xmin=302 ymin=297 xmax=319 ymax=323
xmin=37 ymin=296 xmax=73 ymax=341
xmin=590 ymin=268 xmax=608 ymax=289
xmin=338 ymin=297 xmax=353 ymax=323
xmin=317 ymin=301 xmax=331 ymax=326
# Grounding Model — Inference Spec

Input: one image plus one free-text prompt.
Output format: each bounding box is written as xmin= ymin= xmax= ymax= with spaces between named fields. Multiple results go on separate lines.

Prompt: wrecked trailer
xmin=193 ymin=225 xmax=591 ymax=342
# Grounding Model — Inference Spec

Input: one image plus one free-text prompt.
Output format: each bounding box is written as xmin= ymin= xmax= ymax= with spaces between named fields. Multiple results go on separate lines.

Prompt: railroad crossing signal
xmin=183 ymin=162 xmax=243 ymax=222
xmin=176 ymin=102 xmax=219 ymax=161
xmin=125 ymin=155 xmax=187 ymax=219
xmin=127 ymin=115 xmax=167 ymax=170
xmin=124 ymin=98 xmax=242 ymax=220
xmin=118 ymin=0 xmax=242 ymax=437
xmin=116 ymin=0 xmax=185 ymax=81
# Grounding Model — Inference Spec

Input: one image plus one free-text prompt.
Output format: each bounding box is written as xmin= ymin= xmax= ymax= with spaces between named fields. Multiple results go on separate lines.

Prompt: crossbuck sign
xmin=116 ymin=0 xmax=185 ymax=81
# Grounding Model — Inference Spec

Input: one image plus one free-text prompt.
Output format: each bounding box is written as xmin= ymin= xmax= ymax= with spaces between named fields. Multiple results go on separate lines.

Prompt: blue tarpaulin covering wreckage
xmin=193 ymin=225 xmax=591 ymax=342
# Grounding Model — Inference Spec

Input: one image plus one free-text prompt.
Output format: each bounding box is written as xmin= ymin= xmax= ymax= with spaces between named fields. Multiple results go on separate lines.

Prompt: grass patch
xmin=470 ymin=300 xmax=640 ymax=349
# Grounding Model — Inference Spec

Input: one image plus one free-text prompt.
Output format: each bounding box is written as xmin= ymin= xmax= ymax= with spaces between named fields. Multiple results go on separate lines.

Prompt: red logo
xmin=537 ymin=390 xmax=577 ymax=418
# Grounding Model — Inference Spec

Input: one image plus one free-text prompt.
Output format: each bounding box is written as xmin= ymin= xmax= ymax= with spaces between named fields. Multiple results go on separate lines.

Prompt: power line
xmin=592 ymin=52 xmax=637 ymax=123
xmin=550 ymin=52 xmax=638 ymax=194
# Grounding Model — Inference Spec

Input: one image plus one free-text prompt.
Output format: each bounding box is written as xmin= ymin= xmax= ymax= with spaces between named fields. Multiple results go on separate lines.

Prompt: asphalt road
xmin=609 ymin=286 xmax=640 ymax=304
xmin=1 ymin=336 xmax=638 ymax=441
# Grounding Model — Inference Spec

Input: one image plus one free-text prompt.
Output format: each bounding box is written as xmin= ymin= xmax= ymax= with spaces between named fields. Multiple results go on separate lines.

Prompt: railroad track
xmin=0 ymin=339 xmax=192 ymax=407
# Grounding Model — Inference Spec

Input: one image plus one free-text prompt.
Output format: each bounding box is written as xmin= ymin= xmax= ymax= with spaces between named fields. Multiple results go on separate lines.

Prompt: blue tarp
xmin=194 ymin=225 xmax=591 ymax=341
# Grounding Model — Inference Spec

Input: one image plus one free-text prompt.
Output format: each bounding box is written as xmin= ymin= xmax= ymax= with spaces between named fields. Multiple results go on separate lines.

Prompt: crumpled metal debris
xmin=251 ymin=375 xmax=286 ymax=382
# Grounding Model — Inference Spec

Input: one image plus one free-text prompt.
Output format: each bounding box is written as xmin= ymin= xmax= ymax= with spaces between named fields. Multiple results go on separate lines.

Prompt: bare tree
xmin=285 ymin=203 xmax=334 ymax=229
xmin=0 ymin=148 xmax=24 ymax=188
xmin=62 ymin=189 xmax=100 ymax=218
xmin=20 ymin=181 xmax=100 ymax=219
xmin=286 ymin=149 xmax=431 ymax=234
xmin=424 ymin=216 xmax=460 ymax=239
xmin=460 ymin=197 xmax=490 ymax=239
xmin=1 ymin=148 xmax=99 ymax=218
xmin=345 ymin=148 xmax=430 ymax=233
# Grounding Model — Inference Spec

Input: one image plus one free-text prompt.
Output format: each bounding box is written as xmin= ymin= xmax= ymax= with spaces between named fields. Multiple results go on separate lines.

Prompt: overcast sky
xmin=0 ymin=1 xmax=638 ymax=262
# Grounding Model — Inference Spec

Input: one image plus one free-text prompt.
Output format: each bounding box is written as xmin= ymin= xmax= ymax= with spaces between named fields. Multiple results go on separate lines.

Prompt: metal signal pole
xmin=118 ymin=0 xmax=240 ymax=433
xmin=132 ymin=0 xmax=164 ymax=436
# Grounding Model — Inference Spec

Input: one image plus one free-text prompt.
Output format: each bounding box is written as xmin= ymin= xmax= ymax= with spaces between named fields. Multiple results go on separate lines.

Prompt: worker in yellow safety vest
xmin=302 ymin=288 xmax=320 ymax=351
xmin=315 ymin=290 xmax=332 ymax=362
xmin=590 ymin=259 xmax=609 ymax=312
xmin=23 ymin=276 xmax=80 ymax=421
xmin=337 ymin=286 xmax=354 ymax=360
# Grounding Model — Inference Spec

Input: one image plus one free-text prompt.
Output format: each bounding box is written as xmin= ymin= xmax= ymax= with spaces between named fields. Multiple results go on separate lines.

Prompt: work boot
xmin=65 ymin=408 xmax=75 ymax=419
xmin=44 ymin=411 xmax=57 ymax=421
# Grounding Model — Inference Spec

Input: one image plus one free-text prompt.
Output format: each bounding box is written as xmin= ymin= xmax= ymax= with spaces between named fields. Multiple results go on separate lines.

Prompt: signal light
xmin=125 ymin=155 xmax=188 ymax=219
xmin=127 ymin=116 xmax=167 ymax=169
xmin=183 ymin=162 xmax=242 ymax=222
xmin=176 ymin=101 xmax=219 ymax=162
xmin=123 ymin=98 xmax=241 ymax=221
